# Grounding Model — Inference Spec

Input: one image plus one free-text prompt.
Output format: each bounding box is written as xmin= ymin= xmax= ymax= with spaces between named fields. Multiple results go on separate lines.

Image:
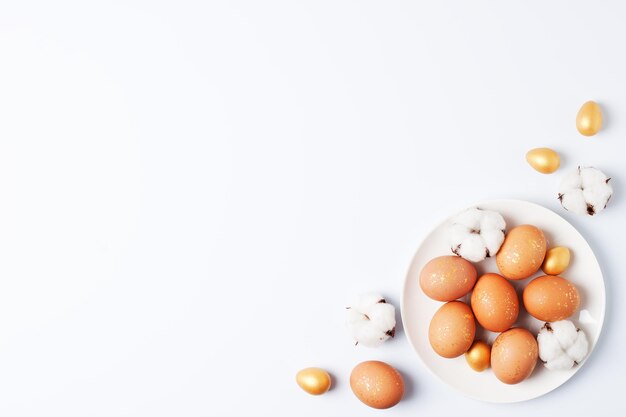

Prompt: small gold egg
xmin=296 ymin=367 xmax=331 ymax=395
xmin=465 ymin=340 xmax=491 ymax=372
xmin=525 ymin=148 xmax=560 ymax=174
xmin=542 ymin=246 xmax=571 ymax=275
xmin=576 ymin=100 xmax=603 ymax=136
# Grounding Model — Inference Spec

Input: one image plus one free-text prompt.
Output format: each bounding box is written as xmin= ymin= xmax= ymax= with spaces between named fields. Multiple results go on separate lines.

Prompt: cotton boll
xmin=545 ymin=354 xmax=575 ymax=371
xmin=558 ymin=167 xmax=613 ymax=216
xmin=560 ymin=169 xmax=583 ymax=190
xmin=449 ymin=224 xmax=483 ymax=261
xmin=582 ymin=167 xmax=613 ymax=208
xmin=450 ymin=208 xmax=506 ymax=262
xmin=481 ymin=229 xmax=505 ymax=257
xmin=537 ymin=329 xmax=562 ymax=362
xmin=457 ymin=233 xmax=488 ymax=262
xmin=582 ymin=165 xmax=607 ymax=185
xmin=480 ymin=210 xmax=506 ymax=231
xmin=347 ymin=310 xmax=375 ymax=342
xmin=537 ymin=321 xmax=589 ymax=370
xmin=346 ymin=293 xmax=396 ymax=347
xmin=352 ymin=293 xmax=388 ymax=312
xmin=566 ymin=331 xmax=589 ymax=363
xmin=453 ymin=209 xmax=482 ymax=229
xmin=550 ymin=320 xmax=579 ymax=347
xmin=559 ymin=191 xmax=588 ymax=215
xmin=366 ymin=303 xmax=395 ymax=328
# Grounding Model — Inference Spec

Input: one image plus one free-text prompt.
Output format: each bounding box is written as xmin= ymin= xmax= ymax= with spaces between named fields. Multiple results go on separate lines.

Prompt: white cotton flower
xmin=558 ymin=167 xmax=613 ymax=216
xmin=346 ymin=293 xmax=396 ymax=347
xmin=537 ymin=320 xmax=589 ymax=371
xmin=449 ymin=208 xmax=506 ymax=262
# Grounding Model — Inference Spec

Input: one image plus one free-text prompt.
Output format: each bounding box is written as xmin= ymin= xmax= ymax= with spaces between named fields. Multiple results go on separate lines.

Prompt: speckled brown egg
xmin=491 ymin=328 xmax=538 ymax=384
xmin=523 ymin=275 xmax=580 ymax=321
xmin=420 ymin=256 xmax=477 ymax=301
xmin=496 ymin=225 xmax=547 ymax=280
xmin=428 ymin=301 xmax=476 ymax=358
xmin=350 ymin=361 xmax=404 ymax=409
xmin=470 ymin=273 xmax=519 ymax=332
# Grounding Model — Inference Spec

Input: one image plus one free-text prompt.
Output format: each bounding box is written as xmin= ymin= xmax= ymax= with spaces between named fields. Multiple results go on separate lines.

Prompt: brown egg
xmin=428 ymin=301 xmax=476 ymax=358
xmin=523 ymin=275 xmax=580 ymax=321
xmin=491 ymin=328 xmax=538 ymax=384
xmin=465 ymin=340 xmax=491 ymax=372
xmin=542 ymin=246 xmax=571 ymax=275
xmin=350 ymin=361 xmax=404 ymax=409
xmin=470 ymin=273 xmax=519 ymax=332
xmin=419 ymin=256 xmax=477 ymax=301
xmin=295 ymin=367 xmax=332 ymax=395
xmin=496 ymin=225 xmax=547 ymax=280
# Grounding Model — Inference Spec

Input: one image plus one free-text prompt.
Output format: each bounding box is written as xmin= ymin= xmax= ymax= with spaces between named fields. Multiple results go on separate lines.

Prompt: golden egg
xmin=465 ymin=340 xmax=491 ymax=372
xmin=542 ymin=246 xmax=571 ymax=275
xmin=296 ymin=367 xmax=331 ymax=395
xmin=576 ymin=100 xmax=603 ymax=136
xmin=525 ymin=148 xmax=560 ymax=174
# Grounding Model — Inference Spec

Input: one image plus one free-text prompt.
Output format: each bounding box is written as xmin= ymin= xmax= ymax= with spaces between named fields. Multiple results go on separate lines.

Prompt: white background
xmin=0 ymin=1 xmax=624 ymax=415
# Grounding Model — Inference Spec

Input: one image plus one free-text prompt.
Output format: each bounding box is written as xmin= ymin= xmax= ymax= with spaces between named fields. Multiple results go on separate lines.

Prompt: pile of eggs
xmin=294 ymin=101 xmax=603 ymax=407
xmin=420 ymin=224 xmax=580 ymax=385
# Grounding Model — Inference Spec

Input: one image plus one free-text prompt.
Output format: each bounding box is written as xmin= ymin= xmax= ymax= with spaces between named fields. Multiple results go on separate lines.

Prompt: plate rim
xmin=400 ymin=198 xmax=606 ymax=403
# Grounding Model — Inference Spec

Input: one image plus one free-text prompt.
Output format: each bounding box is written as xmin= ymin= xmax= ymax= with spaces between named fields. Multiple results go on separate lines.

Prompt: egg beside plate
xmin=401 ymin=199 xmax=605 ymax=403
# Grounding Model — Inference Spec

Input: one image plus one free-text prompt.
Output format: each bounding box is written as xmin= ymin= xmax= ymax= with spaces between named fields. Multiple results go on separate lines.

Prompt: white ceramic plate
xmin=401 ymin=199 xmax=605 ymax=403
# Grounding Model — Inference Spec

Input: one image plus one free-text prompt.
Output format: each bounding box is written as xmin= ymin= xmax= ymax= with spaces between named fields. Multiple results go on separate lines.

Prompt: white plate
xmin=401 ymin=199 xmax=605 ymax=403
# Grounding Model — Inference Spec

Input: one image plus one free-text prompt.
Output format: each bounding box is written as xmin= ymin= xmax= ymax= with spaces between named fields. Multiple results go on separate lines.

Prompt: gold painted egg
xmin=542 ymin=246 xmax=571 ymax=275
xmin=465 ymin=340 xmax=491 ymax=372
xmin=526 ymin=148 xmax=560 ymax=174
xmin=296 ymin=367 xmax=331 ymax=395
xmin=576 ymin=100 xmax=603 ymax=136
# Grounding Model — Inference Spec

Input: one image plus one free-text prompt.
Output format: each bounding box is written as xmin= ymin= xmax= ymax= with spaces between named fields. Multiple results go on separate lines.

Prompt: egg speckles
xmin=350 ymin=361 xmax=404 ymax=409
xmin=496 ymin=225 xmax=547 ymax=280
xmin=491 ymin=328 xmax=538 ymax=384
xmin=429 ymin=301 xmax=476 ymax=358
xmin=523 ymin=275 xmax=580 ymax=321
xmin=471 ymin=273 xmax=519 ymax=332
xmin=419 ymin=256 xmax=477 ymax=301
